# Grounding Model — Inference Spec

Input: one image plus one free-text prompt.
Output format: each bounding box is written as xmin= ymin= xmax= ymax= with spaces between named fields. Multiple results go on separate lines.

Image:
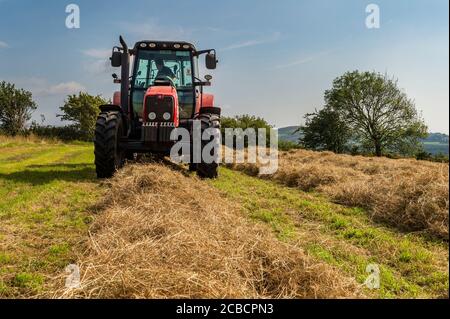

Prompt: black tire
xmin=94 ymin=111 xmax=125 ymax=178
xmin=125 ymin=151 xmax=136 ymax=161
xmin=188 ymin=163 xmax=197 ymax=172
xmin=196 ymin=112 xmax=221 ymax=179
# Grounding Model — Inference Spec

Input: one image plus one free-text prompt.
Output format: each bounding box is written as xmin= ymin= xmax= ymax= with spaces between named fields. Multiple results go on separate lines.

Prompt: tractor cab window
xmin=132 ymin=49 xmax=195 ymax=120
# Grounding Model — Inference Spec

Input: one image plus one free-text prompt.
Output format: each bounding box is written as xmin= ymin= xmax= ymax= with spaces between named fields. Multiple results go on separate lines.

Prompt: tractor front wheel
xmin=196 ymin=110 xmax=221 ymax=179
xmin=94 ymin=111 xmax=125 ymax=178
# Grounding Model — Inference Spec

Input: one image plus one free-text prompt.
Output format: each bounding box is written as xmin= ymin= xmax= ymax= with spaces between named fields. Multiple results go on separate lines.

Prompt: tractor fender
xmin=201 ymin=93 xmax=214 ymax=107
xmin=100 ymin=104 xmax=123 ymax=113
xmin=196 ymin=93 xmax=220 ymax=115
xmin=113 ymin=91 xmax=121 ymax=105
xmin=199 ymin=106 xmax=221 ymax=116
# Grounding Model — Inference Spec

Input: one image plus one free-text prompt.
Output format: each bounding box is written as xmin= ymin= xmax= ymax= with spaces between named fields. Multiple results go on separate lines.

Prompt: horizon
xmin=0 ymin=0 xmax=448 ymax=133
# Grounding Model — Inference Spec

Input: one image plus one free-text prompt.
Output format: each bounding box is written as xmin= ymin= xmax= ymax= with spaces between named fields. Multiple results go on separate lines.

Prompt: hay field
xmin=228 ymin=149 xmax=449 ymax=240
xmin=1 ymin=136 xmax=447 ymax=298
xmin=49 ymin=164 xmax=359 ymax=298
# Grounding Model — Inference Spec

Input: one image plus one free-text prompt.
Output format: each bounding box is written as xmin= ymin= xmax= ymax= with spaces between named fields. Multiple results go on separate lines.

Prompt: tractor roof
xmin=133 ymin=40 xmax=197 ymax=52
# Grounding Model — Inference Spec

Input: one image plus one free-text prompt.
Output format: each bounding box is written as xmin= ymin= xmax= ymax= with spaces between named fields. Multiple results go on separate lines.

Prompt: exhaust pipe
xmin=119 ymin=35 xmax=130 ymax=115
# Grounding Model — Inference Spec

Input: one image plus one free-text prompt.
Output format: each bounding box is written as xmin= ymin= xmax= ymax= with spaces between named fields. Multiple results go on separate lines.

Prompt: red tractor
xmin=94 ymin=36 xmax=221 ymax=178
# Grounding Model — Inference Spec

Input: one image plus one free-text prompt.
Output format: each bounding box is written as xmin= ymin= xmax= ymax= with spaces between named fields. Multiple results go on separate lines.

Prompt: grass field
xmin=210 ymin=169 xmax=448 ymax=298
xmin=0 ymin=137 xmax=101 ymax=297
xmin=0 ymin=137 xmax=448 ymax=298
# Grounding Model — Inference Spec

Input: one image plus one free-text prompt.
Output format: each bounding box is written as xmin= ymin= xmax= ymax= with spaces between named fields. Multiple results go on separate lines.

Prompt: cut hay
xmin=227 ymin=149 xmax=449 ymax=240
xmin=50 ymin=163 xmax=360 ymax=298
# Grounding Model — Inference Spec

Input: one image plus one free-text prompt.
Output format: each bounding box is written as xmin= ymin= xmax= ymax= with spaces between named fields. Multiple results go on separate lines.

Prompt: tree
xmin=221 ymin=114 xmax=273 ymax=147
xmin=325 ymin=71 xmax=427 ymax=156
xmin=299 ymin=107 xmax=351 ymax=153
xmin=58 ymin=92 xmax=108 ymax=139
xmin=0 ymin=81 xmax=37 ymax=135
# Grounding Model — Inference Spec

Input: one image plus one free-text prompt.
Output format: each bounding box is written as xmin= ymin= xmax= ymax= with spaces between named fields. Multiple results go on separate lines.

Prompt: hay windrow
xmin=229 ymin=149 xmax=449 ymax=240
xmin=50 ymin=163 xmax=360 ymax=298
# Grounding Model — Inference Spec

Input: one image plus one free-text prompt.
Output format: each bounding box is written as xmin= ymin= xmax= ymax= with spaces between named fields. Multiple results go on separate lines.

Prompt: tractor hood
xmin=143 ymin=85 xmax=179 ymax=127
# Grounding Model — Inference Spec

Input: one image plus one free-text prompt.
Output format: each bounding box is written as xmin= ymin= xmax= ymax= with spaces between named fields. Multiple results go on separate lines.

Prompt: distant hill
xmin=423 ymin=132 xmax=449 ymax=144
xmin=277 ymin=126 xmax=303 ymax=143
xmin=278 ymin=127 xmax=449 ymax=156
xmin=421 ymin=133 xmax=449 ymax=155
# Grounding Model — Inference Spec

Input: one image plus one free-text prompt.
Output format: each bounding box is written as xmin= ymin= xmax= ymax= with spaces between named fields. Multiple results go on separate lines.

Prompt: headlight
xmin=163 ymin=112 xmax=171 ymax=120
xmin=148 ymin=112 xmax=156 ymax=120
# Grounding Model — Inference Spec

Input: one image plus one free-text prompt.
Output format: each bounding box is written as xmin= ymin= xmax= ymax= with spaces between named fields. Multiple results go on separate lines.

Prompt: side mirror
xmin=205 ymin=52 xmax=217 ymax=69
xmin=111 ymin=51 xmax=122 ymax=67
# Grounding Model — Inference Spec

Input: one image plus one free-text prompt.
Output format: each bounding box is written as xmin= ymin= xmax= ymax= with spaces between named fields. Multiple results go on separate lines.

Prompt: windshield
xmin=132 ymin=49 xmax=195 ymax=120
xmin=133 ymin=50 xmax=193 ymax=88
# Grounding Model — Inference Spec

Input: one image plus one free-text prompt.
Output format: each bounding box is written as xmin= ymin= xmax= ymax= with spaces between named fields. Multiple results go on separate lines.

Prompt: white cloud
xmin=0 ymin=40 xmax=9 ymax=49
xmin=44 ymin=81 xmax=86 ymax=95
xmin=274 ymin=50 xmax=333 ymax=69
xmin=222 ymin=32 xmax=281 ymax=51
xmin=81 ymin=48 xmax=111 ymax=59
xmin=11 ymin=77 xmax=86 ymax=96
xmin=82 ymin=59 xmax=113 ymax=75
xmin=81 ymin=48 xmax=114 ymax=75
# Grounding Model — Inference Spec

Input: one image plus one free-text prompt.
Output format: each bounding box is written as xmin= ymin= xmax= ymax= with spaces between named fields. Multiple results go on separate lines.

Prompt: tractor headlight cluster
xmin=163 ymin=112 xmax=171 ymax=120
xmin=148 ymin=112 xmax=156 ymax=120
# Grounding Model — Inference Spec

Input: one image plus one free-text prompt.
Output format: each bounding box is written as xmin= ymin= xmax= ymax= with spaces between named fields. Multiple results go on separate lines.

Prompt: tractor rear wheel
xmin=125 ymin=151 xmax=136 ymax=161
xmin=94 ymin=111 xmax=125 ymax=178
xmin=196 ymin=110 xmax=221 ymax=179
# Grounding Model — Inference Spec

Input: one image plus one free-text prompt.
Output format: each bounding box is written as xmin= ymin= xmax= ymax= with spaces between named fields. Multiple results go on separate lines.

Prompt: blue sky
xmin=0 ymin=0 xmax=448 ymax=133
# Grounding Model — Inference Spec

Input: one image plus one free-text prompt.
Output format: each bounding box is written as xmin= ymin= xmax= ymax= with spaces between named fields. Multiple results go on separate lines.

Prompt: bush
xmin=278 ymin=140 xmax=301 ymax=151
xmin=221 ymin=115 xmax=274 ymax=148
xmin=29 ymin=123 xmax=92 ymax=142
xmin=416 ymin=150 xmax=449 ymax=163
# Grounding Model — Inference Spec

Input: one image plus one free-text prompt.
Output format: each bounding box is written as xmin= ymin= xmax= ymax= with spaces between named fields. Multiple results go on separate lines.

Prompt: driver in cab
xmin=155 ymin=58 xmax=176 ymax=81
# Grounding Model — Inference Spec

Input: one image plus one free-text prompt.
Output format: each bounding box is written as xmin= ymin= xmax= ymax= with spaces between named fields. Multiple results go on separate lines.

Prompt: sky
xmin=0 ymin=0 xmax=448 ymax=133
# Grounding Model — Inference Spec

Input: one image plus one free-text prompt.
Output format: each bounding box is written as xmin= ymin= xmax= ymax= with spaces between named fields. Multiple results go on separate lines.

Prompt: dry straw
xmin=227 ymin=149 xmax=449 ymax=240
xmin=50 ymin=163 xmax=360 ymax=298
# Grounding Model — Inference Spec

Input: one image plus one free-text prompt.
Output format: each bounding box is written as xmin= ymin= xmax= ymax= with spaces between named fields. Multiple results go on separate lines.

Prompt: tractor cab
xmin=94 ymin=36 xmax=221 ymax=179
xmin=131 ymin=42 xmax=197 ymax=124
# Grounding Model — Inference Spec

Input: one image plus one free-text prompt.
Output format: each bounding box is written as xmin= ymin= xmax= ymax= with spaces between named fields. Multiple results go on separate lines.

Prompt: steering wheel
xmin=155 ymin=75 xmax=175 ymax=86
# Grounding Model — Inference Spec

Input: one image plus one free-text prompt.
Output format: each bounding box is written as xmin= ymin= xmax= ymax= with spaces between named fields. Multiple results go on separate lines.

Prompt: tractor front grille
xmin=141 ymin=122 xmax=175 ymax=143
xmin=142 ymin=122 xmax=158 ymax=142
xmin=144 ymin=95 xmax=174 ymax=122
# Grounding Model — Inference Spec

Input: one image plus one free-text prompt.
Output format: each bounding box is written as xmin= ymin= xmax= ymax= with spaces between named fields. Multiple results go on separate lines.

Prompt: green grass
xmin=0 ymin=137 xmax=101 ymax=297
xmin=0 ymin=136 xmax=448 ymax=298
xmin=209 ymin=168 xmax=449 ymax=298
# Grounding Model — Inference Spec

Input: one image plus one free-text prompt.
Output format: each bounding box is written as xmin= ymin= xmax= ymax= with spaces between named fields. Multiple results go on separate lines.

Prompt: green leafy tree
xmin=221 ymin=114 xmax=273 ymax=147
xmin=299 ymin=107 xmax=351 ymax=153
xmin=0 ymin=81 xmax=37 ymax=135
xmin=58 ymin=92 xmax=108 ymax=139
xmin=325 ymin=71 xmax=427 ymax=156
